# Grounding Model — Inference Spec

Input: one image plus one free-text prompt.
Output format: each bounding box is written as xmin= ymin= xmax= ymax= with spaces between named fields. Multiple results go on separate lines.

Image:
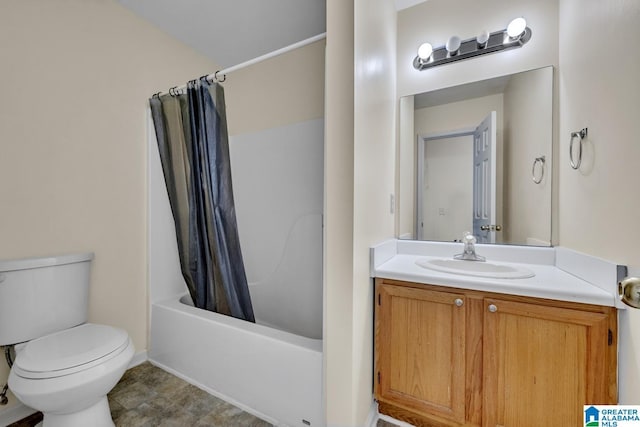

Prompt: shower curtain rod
xmin=161 ymin=32 xmax=326 ymax=96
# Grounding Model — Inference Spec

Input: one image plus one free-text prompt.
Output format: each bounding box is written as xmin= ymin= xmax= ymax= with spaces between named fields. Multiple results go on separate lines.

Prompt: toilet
xmin=0 ymin=253 xmax=134 ymax=427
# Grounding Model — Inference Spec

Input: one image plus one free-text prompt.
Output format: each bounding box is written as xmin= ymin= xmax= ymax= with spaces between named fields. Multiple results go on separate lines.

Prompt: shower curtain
xmin=150 ymin=78 xmax=254 ymax=322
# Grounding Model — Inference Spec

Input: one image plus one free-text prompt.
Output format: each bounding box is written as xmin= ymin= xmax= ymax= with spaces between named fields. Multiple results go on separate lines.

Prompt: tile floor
xmin=9 ymin=362 xmax=398 ymax=426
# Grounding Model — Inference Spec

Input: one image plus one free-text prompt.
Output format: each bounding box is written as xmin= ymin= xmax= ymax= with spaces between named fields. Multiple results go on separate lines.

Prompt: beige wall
xmin=324 ymin=0 xmax=356 ymax=424
xmin=503 ymin=67 xmax=553 ymax=245
xmin=0 ymin=0 xmax=216 ymax=412
xmin=558 ymin=0 xmax=640 ymax=403
xmin=397 ymin=95 xmax=415 ymax=238
xmin=224 ymin=40 xmax=325 ymax=136
xmin=414 ymin=95 xmax=504 ymax=136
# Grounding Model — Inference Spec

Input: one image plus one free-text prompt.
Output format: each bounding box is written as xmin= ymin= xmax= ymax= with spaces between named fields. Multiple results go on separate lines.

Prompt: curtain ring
xmin=169 ymin=87 xmax=176 ymax=97
xmin=569 ymin=128 xmax=587 ymax=170
xmin=200 ymin=75 xmax=211 ymax=84
xmin=152 ymin=92 xmax=161 ymax=99
xmin=531 ymin=155 xmax=545 ymax=184
xmin=214 ymin=70 xmax=226 ymax=82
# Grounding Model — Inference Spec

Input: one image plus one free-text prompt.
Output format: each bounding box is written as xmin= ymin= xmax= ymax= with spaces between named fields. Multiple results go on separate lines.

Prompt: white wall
xmin=397 ymin=0 xmax=559 ymax=97
xmin=324 ymin=0 xmax=397 ymax=424
xmin=148 ymin=118 xmax=324 ymax=341
xmin=231 ymin=119 xmax=324 ymax=340
xmin=353 ymin=0 xmax=398 ymax=423
xmin=558 ymin=0 xmax=640 ymax=403
xmin=394 ymin=0 xmax=640 ymax=408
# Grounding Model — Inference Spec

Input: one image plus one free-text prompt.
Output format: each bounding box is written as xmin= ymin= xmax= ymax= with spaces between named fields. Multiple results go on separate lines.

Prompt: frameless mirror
xmin=397 ymin=66 xmax=553 ymax=246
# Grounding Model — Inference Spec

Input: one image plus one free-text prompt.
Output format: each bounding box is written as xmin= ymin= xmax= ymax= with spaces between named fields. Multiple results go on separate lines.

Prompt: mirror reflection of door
xmin=399 ymin=66 xmax=553 ymax=246
xmin=472 ymin=111 xmax=497 ymax=243
xmin=416 ymin=111 xmax=496 ymax=243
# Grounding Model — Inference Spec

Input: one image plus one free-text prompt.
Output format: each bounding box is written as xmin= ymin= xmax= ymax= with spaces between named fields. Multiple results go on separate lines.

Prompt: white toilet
xmin=0 ymin=253 xmax=134 ymax=427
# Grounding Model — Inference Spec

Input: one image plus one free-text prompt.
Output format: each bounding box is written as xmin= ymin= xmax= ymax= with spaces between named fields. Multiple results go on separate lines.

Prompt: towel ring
xmin=531 ymin=155 xmax=545 ymax=184
xmin=569 ymin=128 xmax=588 ymax=169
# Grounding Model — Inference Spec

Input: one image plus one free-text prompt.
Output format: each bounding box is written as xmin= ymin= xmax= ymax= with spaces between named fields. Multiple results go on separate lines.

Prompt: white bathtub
xmin=147 ymin=117 xmax=324 ymax=426
xmin=149 ymin=294 xmax=323 ymax=427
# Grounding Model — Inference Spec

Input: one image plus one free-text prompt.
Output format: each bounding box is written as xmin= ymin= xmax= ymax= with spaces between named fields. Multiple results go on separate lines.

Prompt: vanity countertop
xmin=371 ymin=240 xmax=624 ymax=308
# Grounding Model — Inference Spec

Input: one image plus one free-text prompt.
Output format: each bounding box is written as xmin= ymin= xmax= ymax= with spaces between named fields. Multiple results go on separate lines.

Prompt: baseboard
xmin=377 ymin=413 xmax=415 ymax=427
xmin=373 ymin=401 xmax=416 ymax=427
xmin=324 ymin=400 xmax=380 ymax=427
xmin=128 ymin=350 xmax=148 ymax=369
xmin=0 ymin=402 xmax=36 ymax=427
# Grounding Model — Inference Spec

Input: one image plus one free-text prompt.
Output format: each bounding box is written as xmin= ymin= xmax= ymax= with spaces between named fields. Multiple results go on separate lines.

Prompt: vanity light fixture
xmin=413 ymin=17 xmax=532 ymax=71
xmin=507 ymin=17 xmax=527 ymax=39
xmin=477 ymin=30 xmax=490 ymax=48
xmin=445 ymin=36 xmax=461 ymax=56
xmin=417 ymin=42 xmax=433 ymax=63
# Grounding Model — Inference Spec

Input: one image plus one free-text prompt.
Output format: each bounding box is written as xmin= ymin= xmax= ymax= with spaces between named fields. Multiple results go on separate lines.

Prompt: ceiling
xmin=117 ymin=0 xmax=327 ymax=68
xmin=118 ymin=1 xmax=429 ymax=69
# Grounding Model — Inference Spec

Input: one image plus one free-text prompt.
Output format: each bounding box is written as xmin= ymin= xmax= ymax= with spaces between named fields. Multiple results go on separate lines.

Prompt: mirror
xmin=398 ymin=66 xmax=553 ymax=246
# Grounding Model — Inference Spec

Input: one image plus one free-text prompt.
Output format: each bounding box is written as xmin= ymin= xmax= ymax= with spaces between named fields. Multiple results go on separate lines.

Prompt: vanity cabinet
xmin=374 ymin=278 xmax=618 ymax=427
xmin=375 ymin=284 xmax=468 ymax=424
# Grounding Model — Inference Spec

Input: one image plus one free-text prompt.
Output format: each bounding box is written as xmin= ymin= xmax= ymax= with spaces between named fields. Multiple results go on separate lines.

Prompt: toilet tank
xmin=0 ymin=253 xmax=94 ymax=346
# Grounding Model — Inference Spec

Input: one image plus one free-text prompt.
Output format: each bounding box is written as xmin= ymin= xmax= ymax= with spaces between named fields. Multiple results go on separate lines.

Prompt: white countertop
xmin=371 ymin=240 xmax=624 ymax=308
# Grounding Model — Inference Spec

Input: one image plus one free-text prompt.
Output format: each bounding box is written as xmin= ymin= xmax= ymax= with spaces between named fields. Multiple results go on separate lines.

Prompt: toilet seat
xmin=12 ymin=323 xmax=129 ymax=380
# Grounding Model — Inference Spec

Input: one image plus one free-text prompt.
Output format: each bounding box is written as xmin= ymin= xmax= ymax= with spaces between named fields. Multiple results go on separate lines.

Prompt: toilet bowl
xmin=0 ymin=253 xmax=134 ymax=427
xmin=9 ymin=324 xmax=134 ymax=427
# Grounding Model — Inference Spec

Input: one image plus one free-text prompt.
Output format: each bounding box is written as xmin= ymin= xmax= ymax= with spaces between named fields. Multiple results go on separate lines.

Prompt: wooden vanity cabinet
xmin=374 ymin=278 xmax=618 ymax=427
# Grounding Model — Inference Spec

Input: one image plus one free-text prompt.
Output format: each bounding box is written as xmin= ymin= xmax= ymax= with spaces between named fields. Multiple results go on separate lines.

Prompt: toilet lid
xmin=13 ymin=323 xmax=129 ymax=379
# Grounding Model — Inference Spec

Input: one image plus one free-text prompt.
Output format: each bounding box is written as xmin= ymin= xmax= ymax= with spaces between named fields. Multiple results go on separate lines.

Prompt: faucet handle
xmin=462 ymin=232 xmax=476 ymax=245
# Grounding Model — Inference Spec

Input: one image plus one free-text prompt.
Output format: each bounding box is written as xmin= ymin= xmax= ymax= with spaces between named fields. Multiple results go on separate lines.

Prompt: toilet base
xmin=41 ymin=396 xmax=114 ymax=427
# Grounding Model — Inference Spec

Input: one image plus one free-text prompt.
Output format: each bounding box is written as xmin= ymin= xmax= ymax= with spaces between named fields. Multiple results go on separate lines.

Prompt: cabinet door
xmin=482 ymin=298 xmax=615 ymax=427
xmin=376 ymin=284 xmax=467 ymax=424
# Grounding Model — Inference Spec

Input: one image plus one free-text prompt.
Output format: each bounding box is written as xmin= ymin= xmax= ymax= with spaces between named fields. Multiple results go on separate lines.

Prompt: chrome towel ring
xmin=569 ymin=128 xmax=588 ymax=169
xmin=531 ymin=155 xmax=545 ymax=184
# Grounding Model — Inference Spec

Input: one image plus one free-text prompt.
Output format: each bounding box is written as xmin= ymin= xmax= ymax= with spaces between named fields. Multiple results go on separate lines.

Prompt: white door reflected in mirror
xmin=398 ymin=66 xmax=553 ymax=247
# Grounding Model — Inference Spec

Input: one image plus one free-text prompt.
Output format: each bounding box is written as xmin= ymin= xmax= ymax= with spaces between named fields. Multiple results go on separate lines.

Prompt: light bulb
xmin=446 ymin=36 xmax=461 ymax=55
xmin=477 ymin=30 xmax=490 ymax=47
xmin=417 ymin=43 xmax=433 ymax=61
xmin=507 ymin=17 xmax=527 ymax=38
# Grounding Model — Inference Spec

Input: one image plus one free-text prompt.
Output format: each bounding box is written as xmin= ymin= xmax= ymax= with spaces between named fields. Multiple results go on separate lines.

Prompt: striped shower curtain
xmin=149 ymin=77 xmax=254 ymax=322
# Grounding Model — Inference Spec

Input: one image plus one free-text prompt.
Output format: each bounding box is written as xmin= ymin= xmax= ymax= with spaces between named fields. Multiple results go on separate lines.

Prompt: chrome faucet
xmin=454 ymin=232 xmax=486 ymax=262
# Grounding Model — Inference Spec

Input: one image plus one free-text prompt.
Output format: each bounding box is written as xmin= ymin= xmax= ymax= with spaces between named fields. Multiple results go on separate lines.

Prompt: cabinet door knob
xmin=454 ymin=298 xmax=464 ymax=307
xmin=488 ymin=304 xmax=498 ymax=313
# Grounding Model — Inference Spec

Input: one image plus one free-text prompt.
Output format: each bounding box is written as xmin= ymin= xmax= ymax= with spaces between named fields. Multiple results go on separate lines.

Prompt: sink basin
xmin=415 ymin=258 xmax=535 ymax=279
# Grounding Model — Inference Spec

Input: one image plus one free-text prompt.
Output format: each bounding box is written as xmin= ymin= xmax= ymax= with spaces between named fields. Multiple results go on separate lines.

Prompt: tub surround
xmin=371 ymin=239 xmax=625 ymax=308
xmin=149 ymin=294 xmax=322 ymax=427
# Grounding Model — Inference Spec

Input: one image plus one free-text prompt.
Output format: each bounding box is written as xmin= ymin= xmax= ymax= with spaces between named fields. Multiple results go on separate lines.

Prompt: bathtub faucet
xmin=454 ymin=232 xmax=485 ymax=262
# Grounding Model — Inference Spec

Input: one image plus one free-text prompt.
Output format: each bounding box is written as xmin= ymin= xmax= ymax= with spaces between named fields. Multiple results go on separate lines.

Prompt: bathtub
xmin=149 ymin=294 xmax=323 ymax=427
xmin=147 ymin=116 xmax=324 ymax=426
